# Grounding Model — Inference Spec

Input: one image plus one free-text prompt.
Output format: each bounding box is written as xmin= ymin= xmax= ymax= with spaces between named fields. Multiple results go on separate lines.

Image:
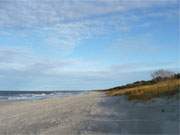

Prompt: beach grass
xmin=106 ymin=78 xmax=180 ymax=101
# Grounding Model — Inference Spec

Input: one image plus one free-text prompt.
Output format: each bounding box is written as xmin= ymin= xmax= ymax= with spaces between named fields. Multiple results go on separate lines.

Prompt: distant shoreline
xmin=0 ymin=91 xmax=88 ymax=101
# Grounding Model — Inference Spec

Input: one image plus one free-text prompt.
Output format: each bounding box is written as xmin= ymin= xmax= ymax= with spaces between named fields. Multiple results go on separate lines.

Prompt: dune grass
xmin=106 ymin=78 xmax=180 ymax=101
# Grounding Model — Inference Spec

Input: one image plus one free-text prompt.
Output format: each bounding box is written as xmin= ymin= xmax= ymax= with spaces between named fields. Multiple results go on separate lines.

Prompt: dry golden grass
xmin=106 ymin=79 xmax=180 ymax=101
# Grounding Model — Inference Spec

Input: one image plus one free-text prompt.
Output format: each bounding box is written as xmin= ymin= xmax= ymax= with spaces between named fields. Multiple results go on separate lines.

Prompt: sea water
xmin=0 ymin=91 xmax=84 ymax=101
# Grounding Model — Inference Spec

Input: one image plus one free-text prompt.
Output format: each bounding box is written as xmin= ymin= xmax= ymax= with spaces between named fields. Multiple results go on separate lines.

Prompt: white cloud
xmin=0 ymin=47 xmax=104 ymax=75
xmin=0 ymin=47 xmax=69 ymax=72
xmin=0 ymin=0 xmax=177 ymax=28
xmin=0 ymin=47 xmax=178 ymax=90
xmin=0 ymin=0 xmax=178 ymax=53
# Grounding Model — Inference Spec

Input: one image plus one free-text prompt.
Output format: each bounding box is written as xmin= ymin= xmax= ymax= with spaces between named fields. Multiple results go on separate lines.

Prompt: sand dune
xmin=0 ymin=92 xmax=179 ymax=135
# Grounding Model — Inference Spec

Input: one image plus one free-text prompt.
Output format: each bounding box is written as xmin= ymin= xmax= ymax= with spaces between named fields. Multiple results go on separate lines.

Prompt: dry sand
xmin=0 ymin=92 xmax=179 ymax=135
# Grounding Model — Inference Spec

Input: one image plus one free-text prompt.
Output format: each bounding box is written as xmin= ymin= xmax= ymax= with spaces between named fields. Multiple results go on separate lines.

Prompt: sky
xmin=0 ymin=0 xmax=179 ymax=90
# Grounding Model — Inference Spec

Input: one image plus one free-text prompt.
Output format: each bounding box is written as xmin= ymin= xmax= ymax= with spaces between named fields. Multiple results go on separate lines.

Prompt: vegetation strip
xmin=106 ymin=71 xmax=180 ymax=101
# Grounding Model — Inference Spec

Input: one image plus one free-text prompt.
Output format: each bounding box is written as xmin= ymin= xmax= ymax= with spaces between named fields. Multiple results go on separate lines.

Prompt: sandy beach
xmin=0 ymin=92 xmax=179 ymax=135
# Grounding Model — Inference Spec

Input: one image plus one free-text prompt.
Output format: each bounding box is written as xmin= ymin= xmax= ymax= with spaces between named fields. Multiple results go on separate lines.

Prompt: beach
xmin=0 ymin=92 xmax=179 ymax=135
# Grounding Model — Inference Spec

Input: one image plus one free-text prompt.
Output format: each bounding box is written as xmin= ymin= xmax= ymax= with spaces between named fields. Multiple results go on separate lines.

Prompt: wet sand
xmin=0 ymin=92 xmax=179 ymax=135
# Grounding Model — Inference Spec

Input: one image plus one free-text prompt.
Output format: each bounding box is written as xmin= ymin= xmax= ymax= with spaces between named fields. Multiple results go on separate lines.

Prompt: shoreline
xmin=0 ymin=91 xmax=179 ymax=135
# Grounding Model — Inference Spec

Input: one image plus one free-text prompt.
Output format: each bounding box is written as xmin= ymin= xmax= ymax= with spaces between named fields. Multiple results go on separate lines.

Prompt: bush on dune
xmin=106 ymin=70 xmax=180 ymax=101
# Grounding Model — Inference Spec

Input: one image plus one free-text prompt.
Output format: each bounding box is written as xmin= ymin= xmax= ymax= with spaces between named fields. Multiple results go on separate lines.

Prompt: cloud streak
xmin=0 ymin=47 xmax=178 ymax=90
xmin=0 ymin=0 xmax=177 ymax=28
xmin=0 ymin=0 xmax=178 ymax=52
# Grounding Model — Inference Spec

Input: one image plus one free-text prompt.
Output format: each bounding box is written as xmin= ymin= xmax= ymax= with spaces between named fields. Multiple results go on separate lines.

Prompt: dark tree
xmin=151 ymin=69 xmax=175 ymax=80
xmin=174 ymin=73 xmax=180 ymax=79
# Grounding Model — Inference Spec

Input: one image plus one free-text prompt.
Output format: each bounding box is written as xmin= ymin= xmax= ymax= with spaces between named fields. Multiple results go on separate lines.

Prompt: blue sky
xmin=0 ymin=0 xmax=179 ymax=90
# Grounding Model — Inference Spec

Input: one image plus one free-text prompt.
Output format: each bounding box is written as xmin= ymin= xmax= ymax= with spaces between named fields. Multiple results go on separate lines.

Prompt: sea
xmin=0 ymin=91 xmax=85 ymax=101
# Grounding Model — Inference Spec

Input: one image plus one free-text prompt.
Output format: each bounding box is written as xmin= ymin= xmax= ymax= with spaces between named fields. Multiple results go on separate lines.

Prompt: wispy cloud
xmin=0 ymin=0 xmax=177 ymax=28
xmin=0 ymin=46 xmax=178 ymax=90
xmin=0 ymin=0 xmax=178 ymax=52
xmin=0 ymin=47 xmax=72 ymax=72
